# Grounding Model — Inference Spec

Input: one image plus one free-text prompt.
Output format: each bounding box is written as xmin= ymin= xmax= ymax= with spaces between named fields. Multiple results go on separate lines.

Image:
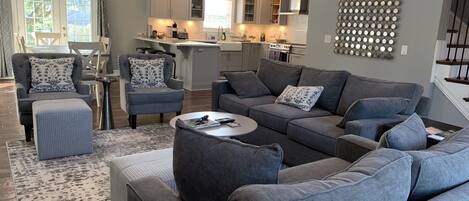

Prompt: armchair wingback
xmin=11 ymin=53 xmax=91 ymax=141
xmin=119 ymin=54 xmax=184 ymax=129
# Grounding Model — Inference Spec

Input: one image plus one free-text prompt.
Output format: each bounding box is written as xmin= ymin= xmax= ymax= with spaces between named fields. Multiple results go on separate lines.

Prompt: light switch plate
xmin=401 ymin=45 xmax=408 ymax=56
xmin=324 ymin=35 xmax=332 ymax=43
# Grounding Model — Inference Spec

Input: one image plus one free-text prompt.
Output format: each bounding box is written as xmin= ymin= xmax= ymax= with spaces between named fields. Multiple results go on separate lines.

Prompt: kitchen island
xmin=135 ymin=37 xmax=220 ymax=91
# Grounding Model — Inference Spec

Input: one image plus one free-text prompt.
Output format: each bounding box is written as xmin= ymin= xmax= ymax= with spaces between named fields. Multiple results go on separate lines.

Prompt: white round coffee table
xmin=169 ymin=111 xmax=258 ymax=137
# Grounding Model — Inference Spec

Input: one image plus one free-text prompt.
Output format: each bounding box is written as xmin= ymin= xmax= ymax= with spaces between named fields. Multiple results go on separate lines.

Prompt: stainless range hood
xmin=279 ymin=0 xmax=309 ymax=15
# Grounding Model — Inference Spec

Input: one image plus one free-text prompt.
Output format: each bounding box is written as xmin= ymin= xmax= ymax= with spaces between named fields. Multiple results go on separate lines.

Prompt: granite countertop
xmin=135 ymin=37 xmax=220 ymax=47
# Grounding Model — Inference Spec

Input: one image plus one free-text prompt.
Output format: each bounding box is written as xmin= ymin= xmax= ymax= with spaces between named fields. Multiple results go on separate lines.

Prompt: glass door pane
xmin=66 ymin=0 xmax=93 ymax=42
xmin=23 ymin=0 xmax=54 ymax=46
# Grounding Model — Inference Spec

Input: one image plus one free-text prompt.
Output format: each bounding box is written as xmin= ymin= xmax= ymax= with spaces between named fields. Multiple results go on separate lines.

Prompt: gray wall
xmin=106 ymin=0 xmax=149 ymax=70
xmin=305 ymin=0 xmax=445 ymax=96
xmin=304 ymin=0 xmax=469 ymax=126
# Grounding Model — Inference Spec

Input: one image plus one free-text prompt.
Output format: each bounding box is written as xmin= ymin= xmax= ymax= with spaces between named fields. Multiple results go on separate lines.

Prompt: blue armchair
xmin=11 ymin=53 xmax=91 ymax=141
xmin=119 ymin=54 xmax=184 ymax=129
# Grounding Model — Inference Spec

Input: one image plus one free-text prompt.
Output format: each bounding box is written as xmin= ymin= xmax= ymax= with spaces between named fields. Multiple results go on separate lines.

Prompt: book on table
xmin=182 ymin=118 xmax=221 ymax=130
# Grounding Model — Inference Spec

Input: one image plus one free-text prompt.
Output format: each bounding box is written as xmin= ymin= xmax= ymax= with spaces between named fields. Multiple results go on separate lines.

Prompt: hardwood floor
xmin=0 ymin=80 xmax=212 ymax=200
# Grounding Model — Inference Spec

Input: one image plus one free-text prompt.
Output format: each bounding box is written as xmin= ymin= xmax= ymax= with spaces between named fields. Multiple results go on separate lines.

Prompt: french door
xmin=14 ymin=0 xmax=97 ymax=46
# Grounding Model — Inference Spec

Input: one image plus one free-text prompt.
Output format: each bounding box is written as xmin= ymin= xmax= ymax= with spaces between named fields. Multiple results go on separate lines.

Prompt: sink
xmin=217 ymin=41 xmax=242 ymax=51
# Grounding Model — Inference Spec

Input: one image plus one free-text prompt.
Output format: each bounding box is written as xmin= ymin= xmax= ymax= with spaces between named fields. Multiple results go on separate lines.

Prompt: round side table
xmin=169 ymin=111 xmax=258 ymax=137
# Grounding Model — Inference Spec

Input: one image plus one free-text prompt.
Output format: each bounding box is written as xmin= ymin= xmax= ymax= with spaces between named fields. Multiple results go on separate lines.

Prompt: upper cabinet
xmin=236 ymin=0 xmax=287 ymax=25
xmin=150 ymin=0 xmax=203 ymax=21
xmin=150 ymin=0 xmax=171 ymax=19
xmin=272 ymin=0 xmax=287 ymax=25
xmin=236 ymin=0 xmax=257 ymax=24
xmin=190 ymin=0 xmax=204 ymax=20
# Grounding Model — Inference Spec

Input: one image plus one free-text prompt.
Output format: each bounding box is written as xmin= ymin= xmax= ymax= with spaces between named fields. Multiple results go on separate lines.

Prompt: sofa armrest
xmin=428 ymin=182 xmax=469 ymax=201
xmin=344 ymin=115 xmax=408 ymax=141
xmin=16 ymin=83 xmax=27 ymax=99
xmin=212 ymin=80 xmax=235 ymax=111
xmin=168 ymin=78 xmax=184 ymax=90
xmin=76 ymin=81 xmax=91 ymax=95
xmin=336 ymin=135 xmax=378 ymax=163
xmin=120 ymin=79 xmax=133 ymax=113
xmin=127 ymin=176 xmax=180 ymax=201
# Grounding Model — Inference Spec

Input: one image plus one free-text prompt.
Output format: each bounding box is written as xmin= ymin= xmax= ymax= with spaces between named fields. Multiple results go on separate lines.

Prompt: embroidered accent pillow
xmin=275 ymin=85 xmax=324 ymax=111
xmin=129 ymin=57 xmax=167 ymax=88
xmin=29 ymin=57 xmax=76 ymax=93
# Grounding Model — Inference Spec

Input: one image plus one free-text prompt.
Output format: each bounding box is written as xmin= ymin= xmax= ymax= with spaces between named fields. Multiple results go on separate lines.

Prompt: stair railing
xmin=447 ymin=0 xmax=460 ymax=61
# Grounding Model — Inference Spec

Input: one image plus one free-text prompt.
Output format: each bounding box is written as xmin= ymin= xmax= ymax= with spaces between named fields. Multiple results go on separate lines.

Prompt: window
xmin=66 ymin=0 xmax=94 ymax=42
xmin=13 ymin=0 xmax=97 ymax=46
xmin=23 ymin=0 xmax=54 ymax=46
xmin=203 ymin=0 xmax=232 ymax=29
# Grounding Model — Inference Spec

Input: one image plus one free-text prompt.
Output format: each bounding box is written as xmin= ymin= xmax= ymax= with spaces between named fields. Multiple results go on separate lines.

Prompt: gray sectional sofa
xmin=123 ymin=123 xmax=469 ymax=201
xmin=213 ymin=59 xmax=426 ymax=166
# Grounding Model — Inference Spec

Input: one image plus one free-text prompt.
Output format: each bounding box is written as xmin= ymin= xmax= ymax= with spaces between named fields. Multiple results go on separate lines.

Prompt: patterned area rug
xmin=6 ymin=124 xmax=175 ymax=201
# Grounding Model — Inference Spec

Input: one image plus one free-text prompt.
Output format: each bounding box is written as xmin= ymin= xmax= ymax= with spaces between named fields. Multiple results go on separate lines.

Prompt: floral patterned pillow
xmin=128 ymin=57 xmax=167 ymax=88
xmin=275 ymin=85 xmax=324 ymax=111
xmin=29 ymin=57 xmax=77 ymax=93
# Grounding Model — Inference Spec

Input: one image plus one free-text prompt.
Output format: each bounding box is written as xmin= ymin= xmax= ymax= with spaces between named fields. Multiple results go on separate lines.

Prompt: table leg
xmin=99 ymin=81 xmax=114 ymax=130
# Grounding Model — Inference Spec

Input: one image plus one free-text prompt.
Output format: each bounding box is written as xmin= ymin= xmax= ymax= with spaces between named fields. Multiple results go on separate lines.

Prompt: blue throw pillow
xmin=225 ymin=71 xmax=271 ymax=98
xmin=377 ymin=113 xmax=427 ymax=151
xmin=337 ymin=97 xmax=410 ymax=128
xmin=173 ymin=120 xmax=283 ymax=201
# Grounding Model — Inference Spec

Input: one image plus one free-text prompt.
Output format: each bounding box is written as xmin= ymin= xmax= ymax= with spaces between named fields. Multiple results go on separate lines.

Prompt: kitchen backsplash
xmin=147 ymin=15 xmax=308 ymax=44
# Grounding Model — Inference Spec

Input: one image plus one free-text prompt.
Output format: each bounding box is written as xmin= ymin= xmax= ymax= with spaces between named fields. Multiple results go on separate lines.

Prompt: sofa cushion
xmin=336 ymin=75 xmax=423 ymax=115
xmin=377 ymin=113 xmax=427 ymax=151
xmin=298 ymin=68 xmax=350 ymax=113
xmin=257 ymin=59 xmax=302 ymax=96
xmin=337 ymin=97 xmax=410 ymax=128
xmin=228 ymin=149 xmax=413 ymax=201
xmin=287 ymin=116 xmax=344 ymax=156
xmin=407 ymin=126 xmax=469 ymax=200
xmin=275 ymin=85 xmax=324 ymax=111
xmin=128 ymin=57 xmax=167 ymax=88
xmin=249 ymin=104 xmax=332 ymax=133
xmin=174 ymin=120 xmax=284 ymax=201
xmin=219 ymin=94 xmax=276 ymax=116
xmin=29 ymin=57 xmax=77 ymax=93
xmin=279 ymin=157 xmax=351 ymax=184
xmin=18 ymin=92 xmax=91 ymax=113
xmin=225 ymin=71 xmax=271 ymax=98
xmin=127 ymin=87 xmax=184 ymax=105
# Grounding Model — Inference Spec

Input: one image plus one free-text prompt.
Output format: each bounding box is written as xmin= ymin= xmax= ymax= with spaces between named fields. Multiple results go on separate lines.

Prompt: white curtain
xmin=0 ymin=0 xmax=14 ymax=78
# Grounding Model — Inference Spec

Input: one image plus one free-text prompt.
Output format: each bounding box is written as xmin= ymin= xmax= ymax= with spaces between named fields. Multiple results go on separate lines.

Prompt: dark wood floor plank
xmin=0 ymin=80 xmax=212 ymax=200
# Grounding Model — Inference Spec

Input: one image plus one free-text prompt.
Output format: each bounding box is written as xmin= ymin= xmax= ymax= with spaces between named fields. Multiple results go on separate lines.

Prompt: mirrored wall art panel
xmin=334 ymin=0 xmax=401 ymax=60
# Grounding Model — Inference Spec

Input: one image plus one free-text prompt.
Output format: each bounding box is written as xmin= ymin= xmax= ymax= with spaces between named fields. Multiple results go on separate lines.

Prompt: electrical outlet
xmin=401 ymin=45 xmax=408 ymax=56
xmin=324 ymin=35 xmax=332 ymax=43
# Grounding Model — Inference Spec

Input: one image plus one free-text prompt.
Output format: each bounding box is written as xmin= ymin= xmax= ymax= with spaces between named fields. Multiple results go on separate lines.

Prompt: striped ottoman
xmin=110 ymin=148 xmax=175 ymax=201
xmin=33 ymin=98 xmax=93 ymax=160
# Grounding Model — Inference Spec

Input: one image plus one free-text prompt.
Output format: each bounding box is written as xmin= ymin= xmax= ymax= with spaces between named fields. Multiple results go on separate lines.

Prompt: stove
xmin=268 ymin=43 xmax=292 ymax=62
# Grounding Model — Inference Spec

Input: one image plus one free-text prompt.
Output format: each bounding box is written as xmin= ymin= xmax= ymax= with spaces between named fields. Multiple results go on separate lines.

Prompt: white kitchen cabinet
xmin=190 ymin=0 xmax=205 ymax=20
xmin=150 ymin=0 xmax=199 ymax=20
xmin=242 ymin=43 xmax=262 ymax=71
xmin=236 ymin=0 xmax=286 ymax=25
xmin=260 ymin=43 xmax=270 ymax=59
xmin=220 ymin=51 xmax=243 ymax=72
xmin=171 ymin=0 xmax=190 ymax=20
xmin=289 ymin=54 xmax=304 ymax=65
xmin=150 ymin=0 xmax=171 ymax=19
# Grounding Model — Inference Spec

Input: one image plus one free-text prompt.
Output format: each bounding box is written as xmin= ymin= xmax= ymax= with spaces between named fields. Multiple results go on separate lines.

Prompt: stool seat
xmin=33 ymin=98 xmax=93 ymax=160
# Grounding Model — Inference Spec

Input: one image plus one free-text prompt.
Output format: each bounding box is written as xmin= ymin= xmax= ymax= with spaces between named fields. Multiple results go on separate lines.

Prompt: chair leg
xmin=130 ymin=115 xmax=137 ymax=129
xmin=25 ymin=125 xmax=33 ymax=142
xmin=160 ymin=113 xmax=164 ymax=123
xmin=176 ymin=111 xmax=181 ymax=116
xmin=95 ymin=84 xmax=101 ymax=108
